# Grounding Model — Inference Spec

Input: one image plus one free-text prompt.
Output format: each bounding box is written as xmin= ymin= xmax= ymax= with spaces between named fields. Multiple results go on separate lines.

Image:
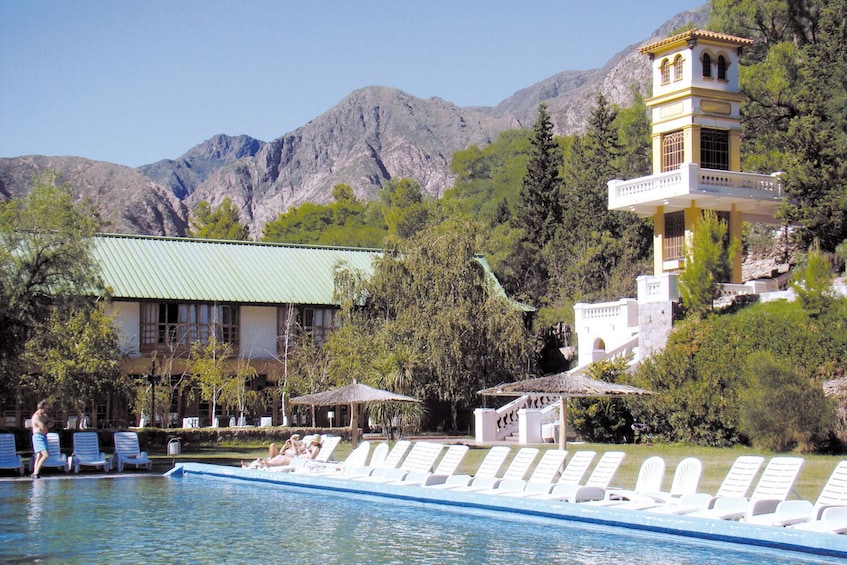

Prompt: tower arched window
xmin=673 ymin=55 xmax=683 ymax=81
xmin=660 ymin=59 xmax=670 ymax=85
xmin=702 ymin=53 xmax=712 ymax=78
xmin=717 ymin=55 xmax=728 ymax=80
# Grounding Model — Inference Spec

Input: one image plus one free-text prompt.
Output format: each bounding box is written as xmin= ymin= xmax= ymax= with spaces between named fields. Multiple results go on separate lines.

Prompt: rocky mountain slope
xmin=0 ymin=6 xmax=708 ymax=237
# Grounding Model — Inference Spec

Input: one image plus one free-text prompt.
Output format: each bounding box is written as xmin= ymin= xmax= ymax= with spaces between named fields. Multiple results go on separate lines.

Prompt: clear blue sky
xmin=0 ymin=1 xmax=704 ymax=168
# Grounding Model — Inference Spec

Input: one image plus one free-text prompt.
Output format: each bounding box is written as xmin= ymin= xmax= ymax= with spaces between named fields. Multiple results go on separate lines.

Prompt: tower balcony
xmin=608 ymin=163 xmax=784 ymax=223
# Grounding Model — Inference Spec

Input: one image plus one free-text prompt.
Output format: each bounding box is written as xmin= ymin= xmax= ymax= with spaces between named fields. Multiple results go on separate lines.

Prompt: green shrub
xmin=738 ymin=351 xmax=835 ymax=452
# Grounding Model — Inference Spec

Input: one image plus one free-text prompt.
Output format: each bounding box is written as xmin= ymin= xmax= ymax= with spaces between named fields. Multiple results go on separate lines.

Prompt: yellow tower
xmin=608 ymin=29 xmax=784 ymax=283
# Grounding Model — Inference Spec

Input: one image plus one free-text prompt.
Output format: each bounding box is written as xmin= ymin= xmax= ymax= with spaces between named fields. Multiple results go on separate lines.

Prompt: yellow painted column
xmin=686 ymin=124 xmax=700 ymax=165
xmin=651 ymin=132 xmax=663 ymax=174
xmin=729 ymin=129 xmax=742 ymax=171
xmin=653 ymin=207 xmax=665 ymax=276
xmin=683 ymin=203 xmax=701 ymax=262
xmin=729 ymin=205 xmax=743 ymax=283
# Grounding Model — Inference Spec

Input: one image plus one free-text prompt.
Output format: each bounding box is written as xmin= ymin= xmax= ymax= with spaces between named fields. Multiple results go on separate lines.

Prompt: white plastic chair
xmin=114 ymin=431 xmax=152 ymax=472
xmin=589 ymin=456 xmax=666 ymax=506
xmin=72 ymin=432 xmax=111 ymax=473
xmin=0 ymin=433 xmax=24 ymax=475
xmin=428 ymin=446 xmax=511 ymax=490
xmin=536 ymin=451 xmax=626 ymax=503
xmin=688 ymin=456 xmax=804 ymax=520
xmin=747 ymin=460 xmax=847 ymax=527
xmin=473 ymin=449 xmax=567 ymax=496
xmin=507 ymin=450 xmax=596 ymax=498
xmin=649 ymin=455 xmax=765 ymax=515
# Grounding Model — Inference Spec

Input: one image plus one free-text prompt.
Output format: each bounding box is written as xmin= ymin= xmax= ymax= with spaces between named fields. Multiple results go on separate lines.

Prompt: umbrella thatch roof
xmin=478 ymin=370 xmax=655 ymax=450
xmin=478 ymin=371 xmax=655 ymax=398
xmin=290 ymin=381 xmax=419 ymax=406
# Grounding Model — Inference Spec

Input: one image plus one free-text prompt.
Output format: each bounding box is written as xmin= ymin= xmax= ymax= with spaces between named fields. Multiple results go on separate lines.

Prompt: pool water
xmin=0 ymin=476 xmax=840 ymax=564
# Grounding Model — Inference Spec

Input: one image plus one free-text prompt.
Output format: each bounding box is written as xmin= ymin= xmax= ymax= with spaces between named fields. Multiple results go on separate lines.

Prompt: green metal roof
xmin=92 ymin=234 xmax=380 ymax=306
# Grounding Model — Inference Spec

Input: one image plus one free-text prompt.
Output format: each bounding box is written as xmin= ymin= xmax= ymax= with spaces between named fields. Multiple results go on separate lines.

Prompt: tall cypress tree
xmin=513 ymin=103 xmax=563 ymax=247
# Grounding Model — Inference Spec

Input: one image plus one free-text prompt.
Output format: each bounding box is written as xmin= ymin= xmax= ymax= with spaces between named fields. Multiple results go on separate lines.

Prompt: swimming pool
xmin=0 ymin=471 xmax=843 ymax=564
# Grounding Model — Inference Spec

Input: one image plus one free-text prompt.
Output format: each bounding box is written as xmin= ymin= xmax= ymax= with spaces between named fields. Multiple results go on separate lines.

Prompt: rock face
xmin=0 ymin=155 xmax=187 ymax=235
xmin=138 ymin=134 xmax=265 ymax=200
xmin=0 ymin=6 xmax=708 ymax=237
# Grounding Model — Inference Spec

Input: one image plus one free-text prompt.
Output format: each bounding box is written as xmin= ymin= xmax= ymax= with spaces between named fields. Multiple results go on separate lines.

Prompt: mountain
xmin=0 ymin=5 xmax=709 ymax=237
xmin=0 ymin=155 xmax=188 ymax=235
xmin=138 ymin=134 xmax=265 ymax=200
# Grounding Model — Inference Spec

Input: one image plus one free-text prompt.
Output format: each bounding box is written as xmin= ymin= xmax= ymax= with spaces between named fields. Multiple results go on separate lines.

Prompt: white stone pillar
xmin=518 ymin=408 xmax=542 ymax=444
xmin=474 ymin=408 xmax=498 ymax=443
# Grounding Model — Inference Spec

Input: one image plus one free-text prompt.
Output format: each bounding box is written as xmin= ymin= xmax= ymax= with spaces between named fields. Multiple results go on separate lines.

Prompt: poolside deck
xmin=167 ymin=462 xmax=847 ymax=561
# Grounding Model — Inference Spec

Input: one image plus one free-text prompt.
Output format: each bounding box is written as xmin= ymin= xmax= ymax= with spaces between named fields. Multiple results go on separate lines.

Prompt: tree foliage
xmin=679 ymin=210 xmax=740 ymax=318
xmin=187 ymin=197 xmax=250 ymax=240
xmin=262 ymin=184 xmax=386 ymax=247
xmin=187 ymin=337 xmax=234 ymax=425
xmin=630 ymin=297 xmax=847 ymax=447
xmin=791 ymin=241 xmax=836 ymax=317
xmin=569 ymin=356 xmax=638 ymax=443
xmin=326 ymin=220 xmax=530 ymax=431
xmin=21 ymin=302 xmax=127 ymax=422
xmin=546 ymin=94 xmax=652 ymax=312
xmin=0 ymin=173 xmax=105 ymax=406
xmin=513 ymin=103 xmax=563 ymax=247
xmin=710 ymin=0 xmax=847 ymax=251
xmin=738 ymin=351 xmax=835 ymax=452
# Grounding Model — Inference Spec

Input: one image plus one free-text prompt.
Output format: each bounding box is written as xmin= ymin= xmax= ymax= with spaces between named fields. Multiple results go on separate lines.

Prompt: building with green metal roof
xmin=92 ymin=234 xmax=526 ymax=428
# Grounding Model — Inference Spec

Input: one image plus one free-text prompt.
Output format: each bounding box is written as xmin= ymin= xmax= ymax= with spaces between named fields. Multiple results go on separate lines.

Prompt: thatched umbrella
xmin=479 ymin=371 xmax=655 ymax=450
xmin=290 ymin=380 xmax=419 ymax=447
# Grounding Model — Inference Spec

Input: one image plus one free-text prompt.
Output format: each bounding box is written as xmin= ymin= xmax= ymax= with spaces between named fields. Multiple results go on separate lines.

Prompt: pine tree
xmin=513 ymin=103 xmax=563 ymax=246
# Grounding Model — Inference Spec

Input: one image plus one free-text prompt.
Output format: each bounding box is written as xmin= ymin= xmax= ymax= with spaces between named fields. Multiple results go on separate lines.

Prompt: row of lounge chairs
xmin=0 ymin=431 xmax=151 ymax=474
xmin=300 ymin=441 xmax=847 ymax=534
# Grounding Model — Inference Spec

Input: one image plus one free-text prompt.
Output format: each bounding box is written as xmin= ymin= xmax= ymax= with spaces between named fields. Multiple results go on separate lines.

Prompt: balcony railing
xmin=609 ymin=163 xmax=784 ymax=212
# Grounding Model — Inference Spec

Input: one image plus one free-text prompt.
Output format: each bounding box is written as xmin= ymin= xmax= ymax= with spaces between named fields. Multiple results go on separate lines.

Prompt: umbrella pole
xmin=559 ymin=396 xmax=568 ymax=450
xmin=350 ymin=403 xmax=359 ymax=448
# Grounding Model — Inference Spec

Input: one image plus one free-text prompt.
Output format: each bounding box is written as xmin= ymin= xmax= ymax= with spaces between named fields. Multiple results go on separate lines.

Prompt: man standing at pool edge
xmin=31 ymin=400 xmax=51 ymax=478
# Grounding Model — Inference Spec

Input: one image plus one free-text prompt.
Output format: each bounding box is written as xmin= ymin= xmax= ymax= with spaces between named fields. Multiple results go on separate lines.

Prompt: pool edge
xmin=173 ymin=462 xmax=847 ymax=560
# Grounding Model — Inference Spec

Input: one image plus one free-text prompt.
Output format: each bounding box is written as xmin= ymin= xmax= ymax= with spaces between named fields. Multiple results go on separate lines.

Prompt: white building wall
xmin=240 ymin=305 xmax=277 ymax=360
xmin=573 ymin=299 xmax=639 ymax=367
xmin=105 ymin=301 xmax=141 ymax=357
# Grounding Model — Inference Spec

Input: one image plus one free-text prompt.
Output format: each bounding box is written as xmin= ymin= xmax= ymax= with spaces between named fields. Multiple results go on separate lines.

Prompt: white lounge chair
xmin=609 ymin=457 xmax=702 ymax=511
xmin=534 ymin=451 xmax=626 ymax=502
xmin=367 ymin=442 xmax=389 ymax=467
xmin=688 ymin=456 xmax=804 ymax=520
xmin=590 ymin=456 xmax=665 ymax=506
xmin=388 ymin=444 xmax=470 ymax=486
xmin=791 ymin=505 xmax=847 ymax=534
xmin=504 ymin=450 xmax=596 ymax=498
xmin=449 ymin=448 xmax=539 ymax=493
xmin=427 ymin=446 xmax=511 ymax=490
xmin=72 ymin=432 xmax=111 ymax=473
xmin=746 ymin=460 xmax=847 ymax=527
xmin=313 ymin=435 xmax=341 ymax=463
xmin=648 ymin=455 xmax=765 ymax=515
xmin=346 ymin=440 xmax=411 ymax=478
xmin=113 ymin=431 xmax=152 ymax=472
xmin=356 ymin=442 xmax=445 ymax=483
xmin=307 ymin=441 xmax=372 ymax=475
xmin=30 ymin=432 xmax=70 ymax=473
xmin=473 ymin=449 xmax=567 ymax=496
xmin=0 ymin=433 xmax=24 ymax=475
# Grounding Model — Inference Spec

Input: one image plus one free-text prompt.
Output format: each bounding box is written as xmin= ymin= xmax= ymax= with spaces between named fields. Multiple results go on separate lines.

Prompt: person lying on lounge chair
xmin=242 ymin=435 xmax=304 ymax=469
xmin=261 ymin=434 xmax=322 ymax=468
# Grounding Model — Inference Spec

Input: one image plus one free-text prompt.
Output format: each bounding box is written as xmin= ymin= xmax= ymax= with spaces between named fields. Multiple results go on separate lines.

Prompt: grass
xmin=154 ymin=439 xmax=842 ymax=502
